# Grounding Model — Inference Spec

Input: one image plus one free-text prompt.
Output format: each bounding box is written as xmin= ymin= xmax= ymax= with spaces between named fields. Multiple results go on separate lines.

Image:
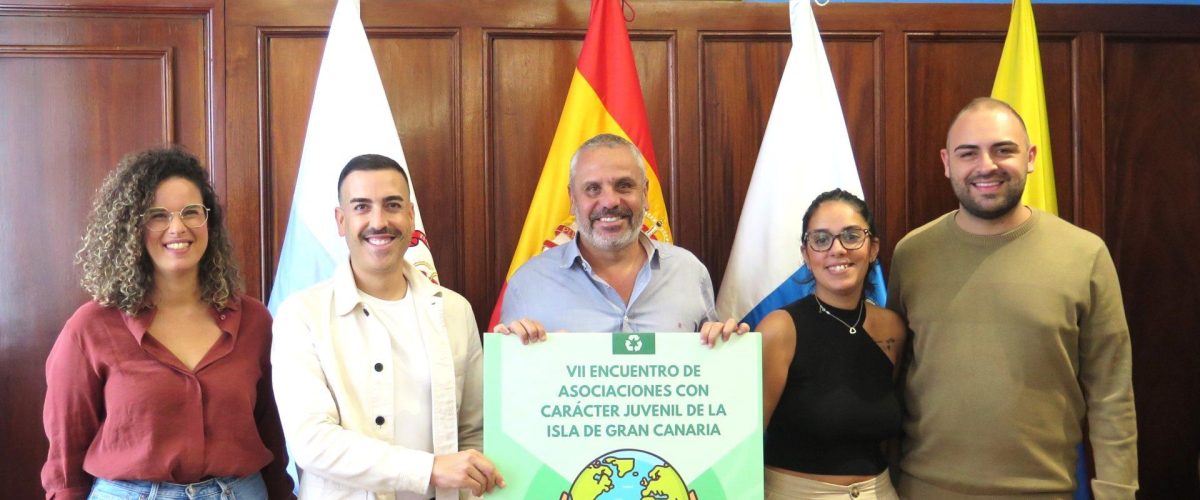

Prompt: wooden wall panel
xmin=699 ymin=34 xmax=789 ymax=284
xmin=828 ymin=34 xmax=883 ymax=221
xmin=261 ymin=34 xmax=323 ymax=295
xmin=0 ymin=4 xmax=217 ymax=498
xmin=1104 ymin=35 xmax=1200 ymax=498
xmin=0 ymin=6 xmax=213 ymax=167
xmin=904 ymin=37 xmax=987 ymax=233
xmin=0 ymin=48 xmax=174 ymax=498
xmin=487 ymin=34 xmax=582 ymax=293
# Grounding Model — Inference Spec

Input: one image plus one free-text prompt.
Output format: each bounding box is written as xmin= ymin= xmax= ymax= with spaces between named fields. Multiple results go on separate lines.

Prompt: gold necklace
xmin=815 ymin=296 xmax=864 ymax=335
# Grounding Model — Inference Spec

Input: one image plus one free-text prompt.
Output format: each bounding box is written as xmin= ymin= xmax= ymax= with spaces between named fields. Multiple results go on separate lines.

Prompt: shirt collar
xmin=333 ymin=257 xmax=443 ymax=316
xmin=124 ymin=296 xmax=242 ymax=344
xmin=560 ymin=233 xmax=661 ymax=272
xmin=126 ymin=309 xmax=153 ymax=343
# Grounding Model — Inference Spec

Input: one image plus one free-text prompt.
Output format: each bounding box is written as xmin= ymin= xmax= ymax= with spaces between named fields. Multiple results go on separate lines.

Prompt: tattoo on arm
xmin=876 ymin=338 xmax=896 ymax=352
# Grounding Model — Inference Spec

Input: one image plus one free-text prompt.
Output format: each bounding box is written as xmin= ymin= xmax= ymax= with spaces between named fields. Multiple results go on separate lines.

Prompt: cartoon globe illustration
xmin=562 ymin=449 xmax=697 ymax=500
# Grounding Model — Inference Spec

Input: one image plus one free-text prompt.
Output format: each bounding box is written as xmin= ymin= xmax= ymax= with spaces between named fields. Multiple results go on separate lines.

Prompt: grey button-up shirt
xmin=499 ymin=235 xmax=717 ymax=332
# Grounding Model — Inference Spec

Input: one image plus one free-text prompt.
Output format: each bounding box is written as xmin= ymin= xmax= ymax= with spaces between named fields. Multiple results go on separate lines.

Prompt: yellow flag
xmin=992 ymin=0 xmax=1058 ymax=214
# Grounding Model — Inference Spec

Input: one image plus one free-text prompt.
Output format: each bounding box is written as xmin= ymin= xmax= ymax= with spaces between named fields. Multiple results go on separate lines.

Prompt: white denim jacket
xmin=272 ymin=259 xmax=483 ymax=500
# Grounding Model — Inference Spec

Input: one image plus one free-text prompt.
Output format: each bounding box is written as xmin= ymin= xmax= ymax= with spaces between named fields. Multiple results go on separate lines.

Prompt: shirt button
xmin=375 ymin=416 xmax=385 ymax=425
xmin=363 ymin=308 xmax=370 ymax=316
xmin=374 ymin=363 xmax=383 ymax=372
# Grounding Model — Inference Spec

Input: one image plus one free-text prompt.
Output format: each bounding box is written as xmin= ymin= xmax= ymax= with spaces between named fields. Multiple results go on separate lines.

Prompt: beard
xmin=576 ymin=205 xmax=644 ymax=252
xmin=952 ymin=173 xmax=1026 ymax=220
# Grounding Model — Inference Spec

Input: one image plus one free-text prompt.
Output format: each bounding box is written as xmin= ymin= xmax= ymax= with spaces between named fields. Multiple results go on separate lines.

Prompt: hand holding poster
xmin=484 ymin=332 xmax=763 ymax=499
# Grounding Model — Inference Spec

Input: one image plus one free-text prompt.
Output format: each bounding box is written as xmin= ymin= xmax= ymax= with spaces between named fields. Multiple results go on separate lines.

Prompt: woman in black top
xmin=759 ymin=189 xmax=906 ymax=499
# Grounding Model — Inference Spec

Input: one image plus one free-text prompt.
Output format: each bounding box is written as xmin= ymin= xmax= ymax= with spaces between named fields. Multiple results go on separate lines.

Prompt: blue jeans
xmin=88 ymin=473 xmax=266 ymax=500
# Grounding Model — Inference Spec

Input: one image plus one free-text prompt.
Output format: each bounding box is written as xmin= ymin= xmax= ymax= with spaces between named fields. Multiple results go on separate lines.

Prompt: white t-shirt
xmin=358 ymin=290 xmax=434 ymax=500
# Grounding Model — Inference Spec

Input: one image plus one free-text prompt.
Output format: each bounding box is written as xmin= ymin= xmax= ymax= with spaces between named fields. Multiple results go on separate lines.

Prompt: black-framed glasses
xmin=803 ymin=227 xmax=871 ymax=252
xmin=140 ymin=204 xmax=209 ymax=232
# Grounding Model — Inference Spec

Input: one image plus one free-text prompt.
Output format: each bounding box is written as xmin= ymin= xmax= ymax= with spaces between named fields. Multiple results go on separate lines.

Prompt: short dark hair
xmin=336 ymin=154 xmax=411 ymax=200
xmin=949 ymin=97 xmax=1029 ymax=144
xmin=801 ymin=188 xmax=878 ymax=238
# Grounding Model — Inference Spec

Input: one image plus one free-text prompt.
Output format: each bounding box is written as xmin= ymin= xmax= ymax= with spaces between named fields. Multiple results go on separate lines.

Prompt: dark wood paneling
xmin=261 ymin=33 xmax=323 ymax=296
xmin=487 ymin=33 xmax=583 ymax=297
xmin=370 ymin=33 xmax=464 ymax=288
xmin=1041 ymin=36 xmax=1075 ymax=226
xmin=905 ymin=36 xmax=996 ymax=231
xmin=0 ymin=4 xmax=216 ymax=498
xmin=699 ymin=33 xmax=788 ymax=286
xmin=0 ymin=48 xmax=173 ymax=498
xmin=828 ymin=34 xmax=883 ymax=224
xmin=1104 ymin=35 xmax=1200 ymax=498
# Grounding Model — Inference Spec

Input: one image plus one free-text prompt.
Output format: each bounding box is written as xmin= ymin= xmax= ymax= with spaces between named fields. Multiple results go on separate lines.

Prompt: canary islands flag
xmin=716 ymin=0 xmax=886 ymax=328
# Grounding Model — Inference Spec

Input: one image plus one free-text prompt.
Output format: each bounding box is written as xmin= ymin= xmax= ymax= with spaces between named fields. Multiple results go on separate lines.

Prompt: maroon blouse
xmin=41 ymin=296 xmax=294 ymax=499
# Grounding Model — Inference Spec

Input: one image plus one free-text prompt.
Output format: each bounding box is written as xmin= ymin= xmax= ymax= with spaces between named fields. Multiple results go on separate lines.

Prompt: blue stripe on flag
xmin=741 ymin=262 xmax=889 ymax=328
xmin=267 ymin=208 xmax=337 ymax=314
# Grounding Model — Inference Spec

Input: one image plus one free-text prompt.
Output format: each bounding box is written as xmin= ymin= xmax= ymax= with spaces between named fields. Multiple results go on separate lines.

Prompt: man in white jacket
xmin=273 ymin=154 xmax=504 ymax=500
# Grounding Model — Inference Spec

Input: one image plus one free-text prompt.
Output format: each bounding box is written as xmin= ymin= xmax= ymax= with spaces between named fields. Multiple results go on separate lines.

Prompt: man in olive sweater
xmin=888 ymin=98 xmax=1137 ymax=499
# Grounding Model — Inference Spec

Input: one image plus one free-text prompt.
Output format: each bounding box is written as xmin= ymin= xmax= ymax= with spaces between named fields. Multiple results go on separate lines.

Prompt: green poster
xmin=484 ymin=332 xmax=763 ymax=500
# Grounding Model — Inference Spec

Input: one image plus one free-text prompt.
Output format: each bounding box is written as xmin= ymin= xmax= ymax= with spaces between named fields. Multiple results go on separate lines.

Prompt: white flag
xmin=716 ymin=0 xmax=884 ymax=327
xmin=268 ymin=0 xmax=437 ymax=312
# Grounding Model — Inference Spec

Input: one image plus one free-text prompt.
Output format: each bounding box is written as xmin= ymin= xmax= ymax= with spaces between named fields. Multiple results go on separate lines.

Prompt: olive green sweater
xmin=888 ymin=208 xmax=1137 ymax=499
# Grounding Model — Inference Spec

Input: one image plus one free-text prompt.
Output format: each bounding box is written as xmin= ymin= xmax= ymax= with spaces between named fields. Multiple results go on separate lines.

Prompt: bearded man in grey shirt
xmin=495 ymin=134 xmax=745 ymax=345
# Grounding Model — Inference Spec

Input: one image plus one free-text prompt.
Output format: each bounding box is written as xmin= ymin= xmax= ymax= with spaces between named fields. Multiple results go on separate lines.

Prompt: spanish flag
xmin=489 ymin=0 xmax=672 ymax=327
xmin=992 ymin=0 xmax=1058 ymax=214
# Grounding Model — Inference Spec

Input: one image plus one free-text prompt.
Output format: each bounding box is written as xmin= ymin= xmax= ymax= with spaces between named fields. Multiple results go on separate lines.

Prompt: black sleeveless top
xmin=763 ymin=295 xmax=901 ymax=475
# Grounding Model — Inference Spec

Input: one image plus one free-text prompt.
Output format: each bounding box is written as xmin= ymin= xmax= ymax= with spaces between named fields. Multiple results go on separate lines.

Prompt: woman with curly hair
xmin=41 ymin=148 xmax=294 ymax=499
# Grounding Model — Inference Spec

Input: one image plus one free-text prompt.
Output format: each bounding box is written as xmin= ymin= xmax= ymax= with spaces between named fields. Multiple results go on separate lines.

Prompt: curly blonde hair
xmin=77 ymin=147 xmax=242 ymax=314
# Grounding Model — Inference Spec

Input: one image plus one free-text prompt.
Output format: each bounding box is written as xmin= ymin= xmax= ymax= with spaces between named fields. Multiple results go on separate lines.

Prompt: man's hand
xmin=431 ymin=449 xmax=505 ymax=497
xmin=699 ymin=318 xmax=750 ymax=348
xmin=492 ymin=318 xmax=547 ymax=345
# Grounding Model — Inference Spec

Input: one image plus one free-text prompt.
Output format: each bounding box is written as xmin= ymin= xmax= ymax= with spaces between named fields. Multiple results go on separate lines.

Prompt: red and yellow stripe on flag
xmin=489 ymin=0 xmax=673 ymax=327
